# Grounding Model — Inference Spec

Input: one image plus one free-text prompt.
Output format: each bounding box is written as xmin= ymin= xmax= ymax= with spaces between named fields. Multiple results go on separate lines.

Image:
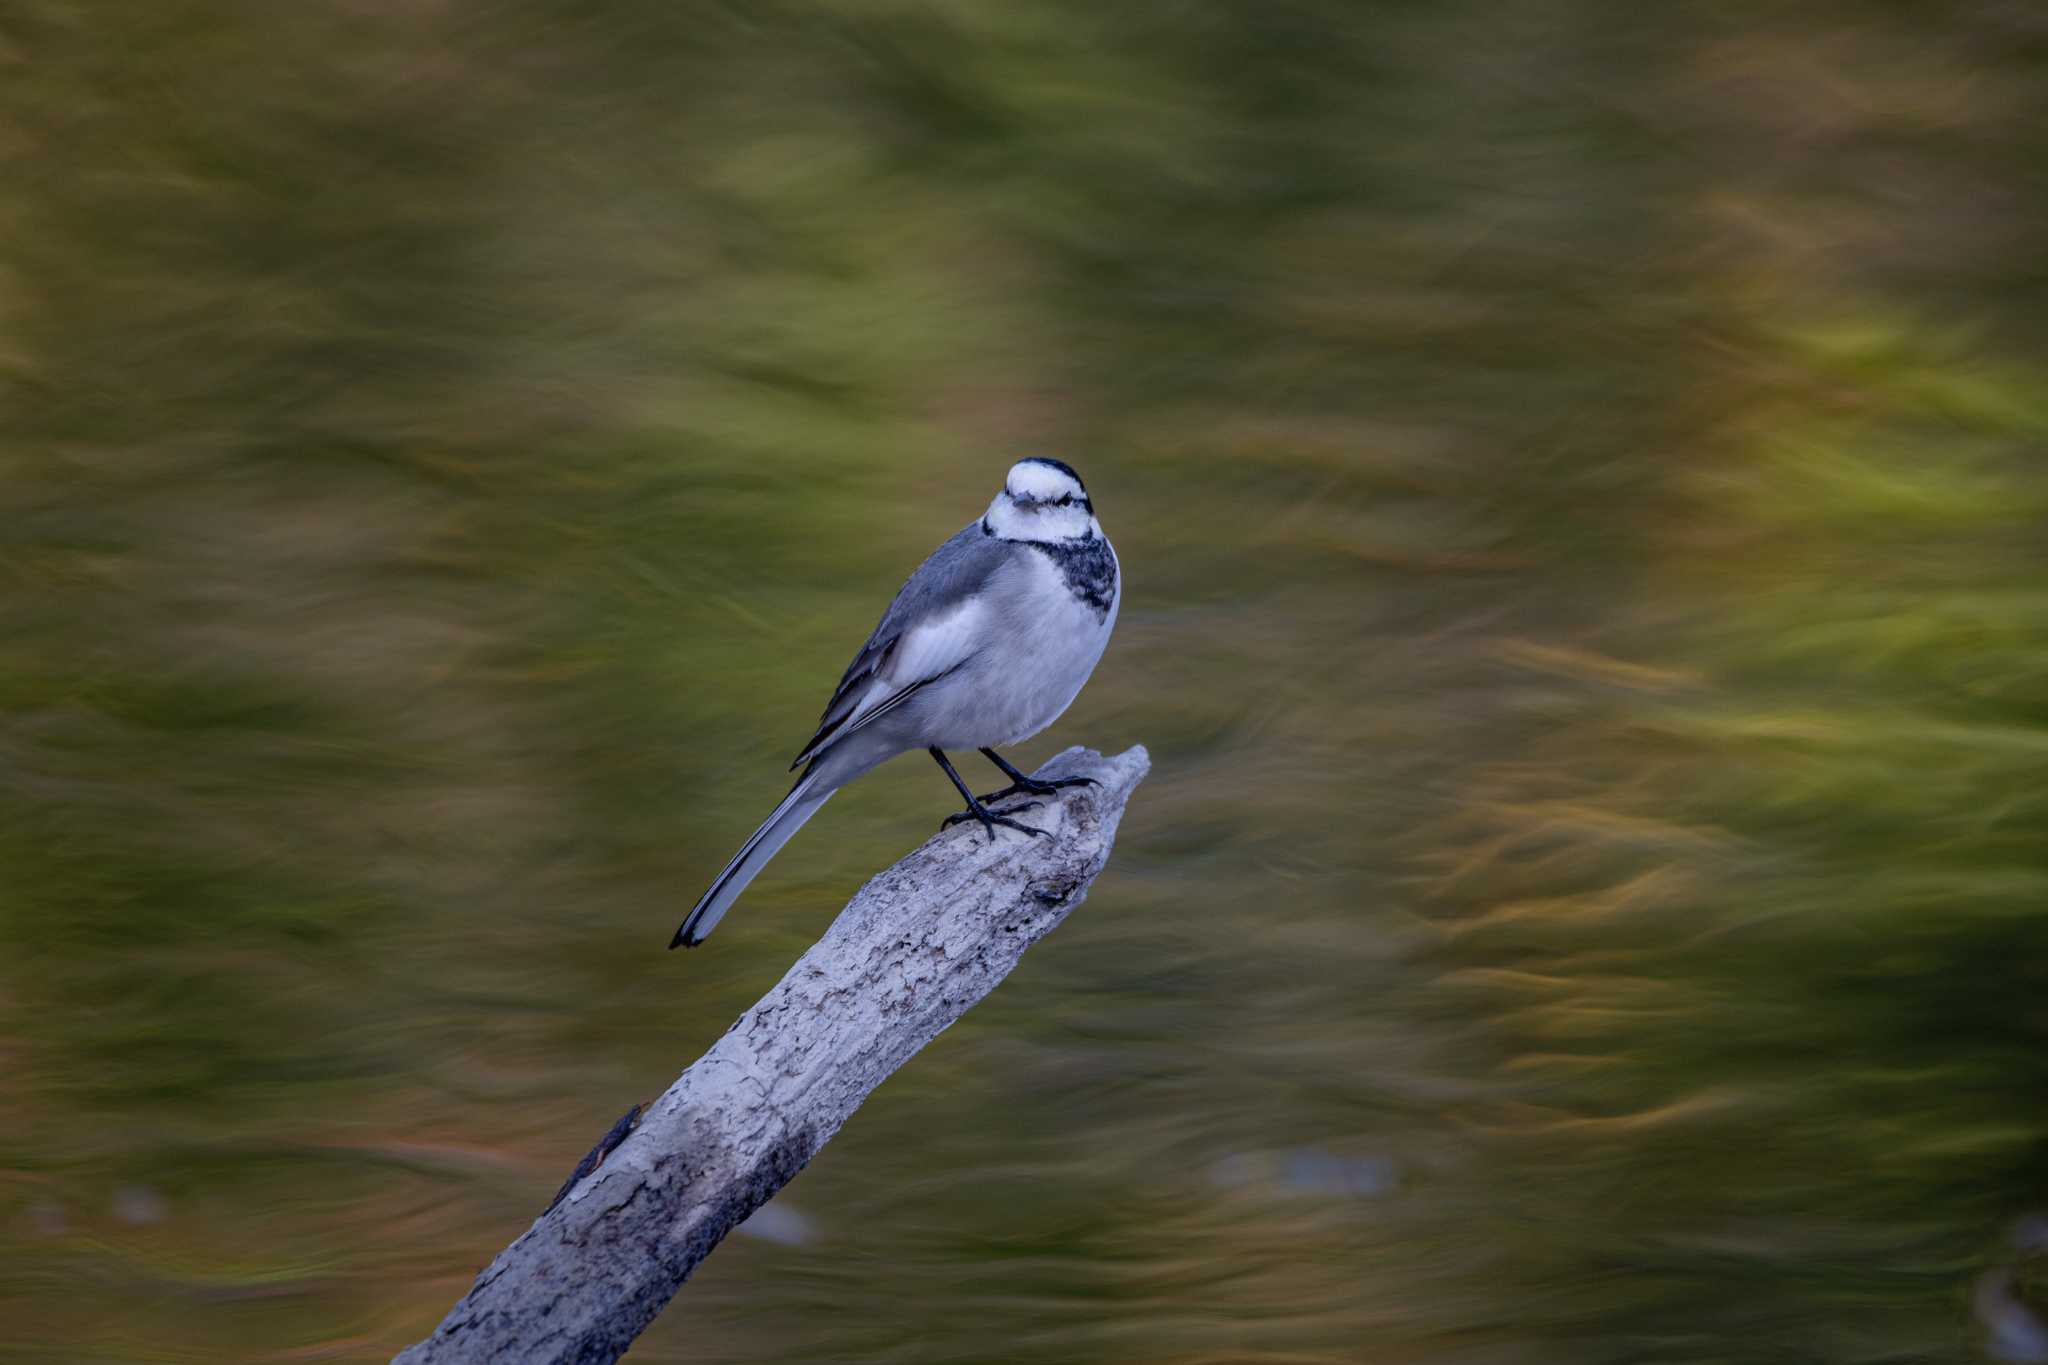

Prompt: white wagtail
xmin=671 ymin=458 xmax=1120 ymax=948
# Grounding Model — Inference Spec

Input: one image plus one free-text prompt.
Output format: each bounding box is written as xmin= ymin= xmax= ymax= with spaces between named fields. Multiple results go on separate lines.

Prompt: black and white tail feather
xmin=670 ymin=766 xmax=831 ymax=948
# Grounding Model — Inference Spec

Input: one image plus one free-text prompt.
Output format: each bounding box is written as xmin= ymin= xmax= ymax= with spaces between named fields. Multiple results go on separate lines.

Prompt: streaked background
xmin=5 ymin=3 xmax=2046 ymax=1361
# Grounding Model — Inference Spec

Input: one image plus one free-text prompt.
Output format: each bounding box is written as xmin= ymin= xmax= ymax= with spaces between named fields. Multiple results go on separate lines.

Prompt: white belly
xmin=920 ymin=540 xmax=1119 ymax=751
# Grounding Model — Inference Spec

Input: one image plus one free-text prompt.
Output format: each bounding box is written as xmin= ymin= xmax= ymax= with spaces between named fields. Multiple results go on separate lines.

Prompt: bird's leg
xmin=930 ymin=747 xmax=1049 ymax=843
xmin=972 ymin=746 xmax=1100 ymax=805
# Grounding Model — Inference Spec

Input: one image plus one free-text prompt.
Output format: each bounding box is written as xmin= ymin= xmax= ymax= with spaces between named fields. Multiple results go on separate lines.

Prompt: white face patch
xmin=985 ymin=493 xmax=1093 ymax=543
xmin=1004 ymin=459 xmax=1085 ymax=505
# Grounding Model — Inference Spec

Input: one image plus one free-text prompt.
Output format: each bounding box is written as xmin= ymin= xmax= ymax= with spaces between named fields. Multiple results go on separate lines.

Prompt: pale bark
xmin=395 ymin=744 xmax=1151 ymax=1365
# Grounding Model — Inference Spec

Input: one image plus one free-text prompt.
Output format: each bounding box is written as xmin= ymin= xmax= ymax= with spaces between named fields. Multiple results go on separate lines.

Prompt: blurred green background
xmin=5 ymin=2 xmax=2048 ymax=1361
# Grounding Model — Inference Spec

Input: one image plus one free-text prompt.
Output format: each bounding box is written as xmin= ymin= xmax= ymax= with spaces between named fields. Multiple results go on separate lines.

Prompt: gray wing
xmin=789 ymin=523 xmax=1014 ymax=770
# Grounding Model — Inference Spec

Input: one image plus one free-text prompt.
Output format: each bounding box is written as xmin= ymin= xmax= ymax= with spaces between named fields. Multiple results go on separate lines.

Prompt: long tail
xmin=671 ymin=770 xmax=834 ymax=948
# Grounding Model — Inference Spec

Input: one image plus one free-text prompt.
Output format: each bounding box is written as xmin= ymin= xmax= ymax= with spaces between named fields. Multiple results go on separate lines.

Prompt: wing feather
xmin=789 ymin=575 xmax=996 ymax=769
xmin=788 ymin=525 xmax=1014 ymax=770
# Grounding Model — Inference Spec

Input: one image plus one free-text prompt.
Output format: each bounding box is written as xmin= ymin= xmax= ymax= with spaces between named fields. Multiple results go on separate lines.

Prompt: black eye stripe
xmin=1011 ymin=490 xmax=1091 ymax=511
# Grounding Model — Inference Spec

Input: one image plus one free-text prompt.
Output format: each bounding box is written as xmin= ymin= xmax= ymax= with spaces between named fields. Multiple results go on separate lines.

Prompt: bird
xmin=671 ymin=457 xmax=1120 ymax=949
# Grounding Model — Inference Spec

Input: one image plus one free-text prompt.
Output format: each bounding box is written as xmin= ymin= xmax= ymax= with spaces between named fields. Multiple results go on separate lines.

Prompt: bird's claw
xmin=974 ymin=774 xmax=1098 ymax=805
xmin=941 ymin=800 xmax=1049 ymax=843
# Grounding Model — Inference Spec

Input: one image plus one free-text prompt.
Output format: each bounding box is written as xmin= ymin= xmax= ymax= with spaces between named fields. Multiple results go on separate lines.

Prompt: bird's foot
xmin=941 ymin=797 xmax=1049 ymax=843
xmin=974 ymin=774 xmax=1098 ymax=805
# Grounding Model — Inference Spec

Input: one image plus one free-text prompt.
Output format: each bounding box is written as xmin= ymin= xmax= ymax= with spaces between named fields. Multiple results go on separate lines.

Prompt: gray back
xmin=868 ymin=522 xmax=1014 ymax=646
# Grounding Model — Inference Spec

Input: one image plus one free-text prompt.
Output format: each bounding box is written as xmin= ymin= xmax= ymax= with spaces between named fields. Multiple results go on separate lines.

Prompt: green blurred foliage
xmin=3 ymin=1 xmax=2046 ymax=1361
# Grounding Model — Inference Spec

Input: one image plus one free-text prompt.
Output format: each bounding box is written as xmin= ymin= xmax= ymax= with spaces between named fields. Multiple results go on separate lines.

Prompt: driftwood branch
xmin=395 ymin=744 xmax=1151 ymax=1365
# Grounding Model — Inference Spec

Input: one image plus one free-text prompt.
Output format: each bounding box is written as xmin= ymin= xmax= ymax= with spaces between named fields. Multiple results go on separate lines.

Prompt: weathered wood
xmin=395 ymin=744 xmax=1150 ymax=1365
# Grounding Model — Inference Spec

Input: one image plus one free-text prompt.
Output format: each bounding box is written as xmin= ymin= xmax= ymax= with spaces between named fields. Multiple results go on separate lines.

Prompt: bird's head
xmin=984 ymin=457 xmax=1099 ymax=543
